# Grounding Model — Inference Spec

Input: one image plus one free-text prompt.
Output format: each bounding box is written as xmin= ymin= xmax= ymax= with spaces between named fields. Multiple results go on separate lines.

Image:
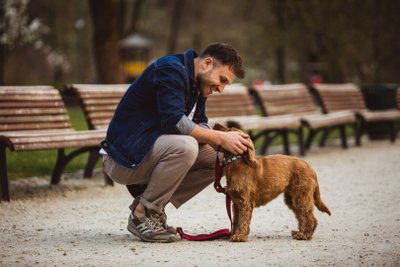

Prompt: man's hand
xmin=219 ymin=131 xmax=254 ymax=155
xmin=189 ymin=125 xmax=254 ymax=155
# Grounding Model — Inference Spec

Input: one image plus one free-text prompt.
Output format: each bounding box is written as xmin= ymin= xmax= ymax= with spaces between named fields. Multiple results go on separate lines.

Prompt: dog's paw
xmin=230 ymin=234 xmax=248 ymax=242
xmin=292 ymin=231 xmax=307 ymax=240
xmin=291 ymin=230 xmax=299 ymax=236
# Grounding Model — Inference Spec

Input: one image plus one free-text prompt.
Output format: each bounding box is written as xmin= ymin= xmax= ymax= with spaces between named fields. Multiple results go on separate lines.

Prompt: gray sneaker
xmin=129 ymin=198 xmax=177 ymax=235
xmin=127 ymin=208 xmax=178 ymax=243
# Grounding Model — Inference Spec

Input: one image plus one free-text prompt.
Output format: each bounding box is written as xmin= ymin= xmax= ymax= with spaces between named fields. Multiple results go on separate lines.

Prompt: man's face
xmin=196 ymin=59 xmax=236 ymax=97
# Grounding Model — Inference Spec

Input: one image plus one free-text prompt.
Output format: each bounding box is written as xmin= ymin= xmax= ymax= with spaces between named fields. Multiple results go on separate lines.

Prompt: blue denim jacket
xmin=101 ymin=49 xmax=208 ymax=168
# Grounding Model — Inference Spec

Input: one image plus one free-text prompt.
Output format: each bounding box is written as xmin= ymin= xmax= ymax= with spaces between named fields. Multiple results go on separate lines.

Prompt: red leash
xmin=176 ymin=151 xmax=232 ymax=241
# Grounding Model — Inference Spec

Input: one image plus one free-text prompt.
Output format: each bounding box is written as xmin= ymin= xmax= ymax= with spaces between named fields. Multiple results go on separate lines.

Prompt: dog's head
xmin=213 ymin=123 xmax=257 ymax=168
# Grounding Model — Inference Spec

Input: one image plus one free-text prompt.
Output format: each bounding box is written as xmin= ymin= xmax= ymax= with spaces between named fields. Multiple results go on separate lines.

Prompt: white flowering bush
xmin=1 ymin=0 xmax=70 ymax=73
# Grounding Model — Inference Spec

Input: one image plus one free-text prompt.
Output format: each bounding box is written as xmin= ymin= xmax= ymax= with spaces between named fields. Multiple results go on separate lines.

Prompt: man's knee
xmin=157 ymin=135 xmax=199 ymax=163
xmin=177 ymin=136 xmax=199 ymax=164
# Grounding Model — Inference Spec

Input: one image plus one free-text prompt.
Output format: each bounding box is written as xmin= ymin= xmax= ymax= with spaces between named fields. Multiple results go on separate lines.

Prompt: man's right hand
xmin=219 ymin=131 xmax=254 ymax=155
xmin=190 ymin=125 xmax=254 ymax=155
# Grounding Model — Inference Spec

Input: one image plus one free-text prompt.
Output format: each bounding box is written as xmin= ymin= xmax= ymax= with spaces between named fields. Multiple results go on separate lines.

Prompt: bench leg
xmin=355 ymin=118 xmax=364 ymax=146
xmin=305 ymin=129 xmax=318 ymax=150
xmin=84 ymin=150 xmax=101 ymax=178
xmin=260 ymin=131 xmax=272 ymax=155
xmin=339 ymin=125 xmax=348 ymax=149
xmin=389 ymin=121 xmax=397 ymax=143
xmin=0 ymin=145 xmax=10 ymax=202
xmin=319 ymin=128 xmax=330 ymax=147
xmin=51 ymin=149 xmax=67 ymax=184
xmin=51 ymin=147 xmax=97 ymax=185
xmin=297 ymin=127 xmax=305 ymax=156
xmin=282 ymin=130 xmax=291 ymax=155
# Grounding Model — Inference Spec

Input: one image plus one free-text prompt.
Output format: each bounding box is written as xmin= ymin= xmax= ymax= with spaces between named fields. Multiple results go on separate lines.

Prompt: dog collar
xmin=223 ymin=155 xmax=242 ymax=165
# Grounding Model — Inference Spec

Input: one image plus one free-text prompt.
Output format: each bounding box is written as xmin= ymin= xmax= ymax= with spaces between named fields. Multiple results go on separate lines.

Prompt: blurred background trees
xmin=1 ymin=0 xmax=400 ymax=86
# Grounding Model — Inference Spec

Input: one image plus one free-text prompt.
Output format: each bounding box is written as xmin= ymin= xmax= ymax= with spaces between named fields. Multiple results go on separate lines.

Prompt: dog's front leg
xmin=231 ymin=203 xmax=239 ymax=235
xmin=230 ymin=203 xmax=253 ymax=242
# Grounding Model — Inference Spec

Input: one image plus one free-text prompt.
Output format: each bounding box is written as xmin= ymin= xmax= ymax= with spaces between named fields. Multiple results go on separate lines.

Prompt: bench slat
xmin=11 ymin=140 xmax=101 ymax=151
xmin=0 ymin=107 xmax=67 ymax=116
xmin=84 ymin=105 xmax=118 ymax=112
xmin=82 ymin=99 xmax=120 ymax=105
xmin=0 ymin=122 xmax=71 ymax=131
xmin=87 ymin=111 xmax=116 ymax=120
xmin=0 ymin=115 xmax=70 ymax=124
xmin=0 ymin=101 xmax=65 ymax=108
xmin=4 ymin=130 xmax=105 ymax=144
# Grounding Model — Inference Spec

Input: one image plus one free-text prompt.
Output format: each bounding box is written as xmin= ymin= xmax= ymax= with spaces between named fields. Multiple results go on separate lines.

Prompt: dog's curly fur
xmin=215 ymin=124 xmax=331 ymax=242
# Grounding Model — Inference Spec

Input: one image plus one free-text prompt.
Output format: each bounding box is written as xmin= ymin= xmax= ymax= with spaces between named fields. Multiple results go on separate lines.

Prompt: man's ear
xmin=202 ymin=57 xmax=214 ymax=71
xmin=213 ymin=123 xmax=228 ymax=131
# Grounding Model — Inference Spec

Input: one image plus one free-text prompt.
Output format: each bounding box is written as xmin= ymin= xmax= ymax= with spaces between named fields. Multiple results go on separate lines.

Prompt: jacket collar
xmin=183 ymin=49 xmax=198 ymax=88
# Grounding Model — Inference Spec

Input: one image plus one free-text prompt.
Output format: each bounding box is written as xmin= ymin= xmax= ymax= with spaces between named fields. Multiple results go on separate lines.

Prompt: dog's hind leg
xmin=291 ymin=194 xmax=317 ymax=240
xmin=284 ymin=191 xmax=295 ymax=211
xmin=285 ymin=192 xmax=303 ymax=237
xmin=298 ymin=211 xmax=318 ymax=240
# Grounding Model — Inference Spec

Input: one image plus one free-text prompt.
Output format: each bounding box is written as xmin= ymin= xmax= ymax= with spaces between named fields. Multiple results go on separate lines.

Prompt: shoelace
xmin=147 ymin=211 xmax=166 ymax=231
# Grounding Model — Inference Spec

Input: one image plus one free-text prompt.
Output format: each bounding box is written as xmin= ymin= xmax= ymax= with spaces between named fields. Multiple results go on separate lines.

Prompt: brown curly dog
xmin=214 ymin=124 xmax=331 ymax=242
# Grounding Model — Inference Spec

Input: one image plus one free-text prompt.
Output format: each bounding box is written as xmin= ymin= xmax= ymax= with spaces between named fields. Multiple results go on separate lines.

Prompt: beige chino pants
xmin=103 ymin=135 xmax=217 ymax=213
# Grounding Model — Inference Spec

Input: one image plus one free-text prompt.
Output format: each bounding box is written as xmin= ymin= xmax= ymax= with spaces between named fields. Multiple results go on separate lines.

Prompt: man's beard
xmin=195 ymin=71 xmax=211 ymax=97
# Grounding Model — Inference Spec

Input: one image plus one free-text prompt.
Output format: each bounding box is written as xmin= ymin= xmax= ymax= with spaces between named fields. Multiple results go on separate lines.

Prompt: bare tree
xmin=167 ymin=0 xmax=184 ymax=54
xmin=273 ymin=0 xmax=286 ymax=83
xmin=191 ymin=0 xmax=208 ymax=52
xmin=0 ymin=0 xmax=5 ymax=85
xmin=89 ymin=0 xmax=123 ymax=83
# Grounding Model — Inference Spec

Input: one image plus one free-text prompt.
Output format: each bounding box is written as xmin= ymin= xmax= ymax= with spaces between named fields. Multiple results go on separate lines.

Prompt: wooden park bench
xmin=69 ymin=84 xmax=128 ymax=130
xmin=0 ymin=86 xmax=106 ymax=201
xmin=251 ymin=83 xmax=357 ymax=151
xmin=312 ymin=83 xmax=400 ymax=145
xmin=68 ymin=84 xmax=128 ymax=180
xmin=207 ymin=84 xmax=303 ymax=155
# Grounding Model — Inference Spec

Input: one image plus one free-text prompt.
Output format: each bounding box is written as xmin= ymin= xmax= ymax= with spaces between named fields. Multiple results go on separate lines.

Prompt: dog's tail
xmin=314 ymin=183 xmax=331 ymax=216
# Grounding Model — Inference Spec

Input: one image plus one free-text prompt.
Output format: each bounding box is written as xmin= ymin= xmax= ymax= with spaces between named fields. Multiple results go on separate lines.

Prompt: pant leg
xmin=140 ymin=135 xmax=199 ymax=212
xmin=103 ymin=134 xmax=199 ymax=213
xmin=169 ymin=144 xmax=218 ymax=208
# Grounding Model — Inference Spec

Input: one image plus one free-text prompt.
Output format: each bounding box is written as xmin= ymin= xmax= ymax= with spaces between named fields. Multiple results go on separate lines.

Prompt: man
xmin=101 ymin=43 xmax=253 ymax=242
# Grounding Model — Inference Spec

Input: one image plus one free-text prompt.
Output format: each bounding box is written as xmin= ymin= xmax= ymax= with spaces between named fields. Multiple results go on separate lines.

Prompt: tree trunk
xmin=0 ymin=0 xmax=5 ymax=85
xmin=191 ymin=0 xmax=208 ymax=52
xmin=167 ymin=0 xmax=184 ymax=54
xmin=89 ymin=0 xmax=123 ymax=83
xmin=274 ymin=0 xmax=285 ymax=83
xmin=130 ymin=0 xmax=145 ymax=34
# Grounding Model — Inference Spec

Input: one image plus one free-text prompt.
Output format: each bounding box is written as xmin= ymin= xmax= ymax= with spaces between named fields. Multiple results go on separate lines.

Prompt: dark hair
xmin=200 ymin=43 xmax=245 ymax=79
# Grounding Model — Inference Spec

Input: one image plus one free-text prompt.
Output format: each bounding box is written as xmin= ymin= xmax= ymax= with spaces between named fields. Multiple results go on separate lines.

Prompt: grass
xmin=6 ymin=103 xmax=356 ymax=180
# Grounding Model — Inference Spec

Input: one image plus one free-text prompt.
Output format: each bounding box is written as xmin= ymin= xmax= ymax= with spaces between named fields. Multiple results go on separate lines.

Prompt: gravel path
xmin=1 ymin=140 xmax=399 ymax=267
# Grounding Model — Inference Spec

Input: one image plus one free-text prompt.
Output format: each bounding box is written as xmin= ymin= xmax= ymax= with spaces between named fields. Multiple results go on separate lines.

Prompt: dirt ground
xmin=1 ymin=139 xmax=400 ymax=267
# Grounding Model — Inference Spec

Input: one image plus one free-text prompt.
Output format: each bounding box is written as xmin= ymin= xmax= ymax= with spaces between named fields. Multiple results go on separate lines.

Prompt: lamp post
xmin=120 ymin=33 xmax=153 ymax=82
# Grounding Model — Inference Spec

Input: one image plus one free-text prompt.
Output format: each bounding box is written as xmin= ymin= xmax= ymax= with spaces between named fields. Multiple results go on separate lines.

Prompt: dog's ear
xmin=213 ymin=123 xmax=228 ymax=131
xmin=226 ymin=121 xmax=242 ymax=130
xmin=241 ymin=144 xmax=257 ymax=168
